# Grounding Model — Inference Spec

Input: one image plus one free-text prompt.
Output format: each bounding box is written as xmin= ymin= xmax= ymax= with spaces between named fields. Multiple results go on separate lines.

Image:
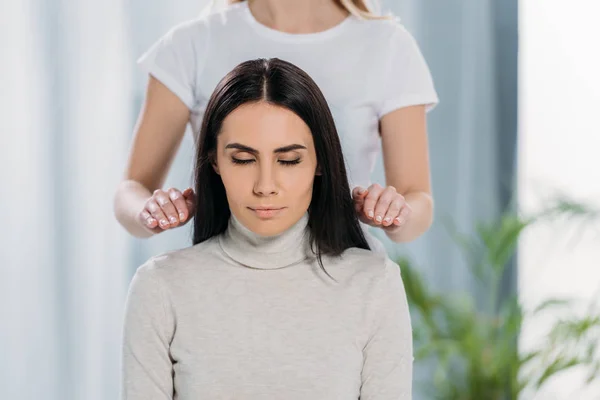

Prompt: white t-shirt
xmin=138 ymin=1 xmax=439 ymax=191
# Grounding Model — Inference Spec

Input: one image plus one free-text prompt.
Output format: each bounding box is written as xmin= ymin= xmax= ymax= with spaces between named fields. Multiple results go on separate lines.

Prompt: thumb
xmin=182 ymin=187 xmax=194 ymax=197
xmin=352 ymin=188 xmax=368 ymax=212
xmin=352 ymin=186 xmax=368 ymax=200
xmin=183 ymin=188 xmax=196 ymax=209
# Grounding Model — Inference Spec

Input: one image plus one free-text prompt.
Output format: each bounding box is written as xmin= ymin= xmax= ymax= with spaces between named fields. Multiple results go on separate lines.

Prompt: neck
xmin=218 ymin=212 xmax=314 ymax=270
xmin=247 ymin=0 xmax=349 ymax=34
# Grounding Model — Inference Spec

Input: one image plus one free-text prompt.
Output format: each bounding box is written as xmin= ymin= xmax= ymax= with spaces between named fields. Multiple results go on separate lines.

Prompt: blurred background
xmin=2 ymin=0 xmax=599 ymax=399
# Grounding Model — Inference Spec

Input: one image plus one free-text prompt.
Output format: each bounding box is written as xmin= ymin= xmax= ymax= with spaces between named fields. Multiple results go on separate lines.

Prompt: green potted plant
xmin=399 ymin=198 xmax=600 ymax=399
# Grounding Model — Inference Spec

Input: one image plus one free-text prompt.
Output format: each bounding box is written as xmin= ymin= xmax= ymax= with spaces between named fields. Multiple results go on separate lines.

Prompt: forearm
xmin=385 ymin=191 xmax=433 ymax=243
xmin=113 ymin=179 xmax=155 ymax=238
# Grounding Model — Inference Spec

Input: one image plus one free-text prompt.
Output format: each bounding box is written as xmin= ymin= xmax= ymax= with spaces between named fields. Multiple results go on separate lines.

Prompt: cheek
xmin=281 ymin=166 xmax=316 ymax=196
xmin=219 ymin=167 xmax=253 ymax=201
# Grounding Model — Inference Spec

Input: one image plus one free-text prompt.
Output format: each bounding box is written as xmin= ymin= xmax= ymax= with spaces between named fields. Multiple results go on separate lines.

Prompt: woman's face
xmin=214 ymin=101 xmax=319 ymax=236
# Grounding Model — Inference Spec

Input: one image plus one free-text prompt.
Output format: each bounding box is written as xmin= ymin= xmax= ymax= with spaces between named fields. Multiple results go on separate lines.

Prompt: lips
xmin=248 ymin=206 xmax=286 ymax=219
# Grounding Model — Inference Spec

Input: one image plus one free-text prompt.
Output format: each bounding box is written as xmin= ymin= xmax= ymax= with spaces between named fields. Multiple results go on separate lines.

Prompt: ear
xmin=210 ymin=152 xmax=220 ymax=175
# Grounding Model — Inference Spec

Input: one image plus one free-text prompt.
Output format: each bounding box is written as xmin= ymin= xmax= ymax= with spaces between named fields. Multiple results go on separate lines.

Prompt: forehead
xmin=219 ymin=102 xmax=313 ymax=149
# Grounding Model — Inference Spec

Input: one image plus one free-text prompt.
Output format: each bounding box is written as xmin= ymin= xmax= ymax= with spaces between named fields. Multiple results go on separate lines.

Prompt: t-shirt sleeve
xmin=360 ymin=258 xmax=413 ymax=399
xmin=378 ymin=24 xmax=439 ymax=118
xmin=121 ymin=260 xmax=175 ymax=400
xmin=137 ymin=21 xmax=206 ymax=110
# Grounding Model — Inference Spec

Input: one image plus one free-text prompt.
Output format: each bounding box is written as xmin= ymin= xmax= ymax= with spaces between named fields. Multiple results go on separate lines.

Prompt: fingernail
xmin=147 ymin=218 xmax=155 ymax=226
xmin=384 ymin=217 xmax=392 ymax=224
xmin=375 ymin=215 xmax=382 ymax=223
xmin=169 ymin=216 xmax=177 ymax=224
xmin=396 ymin=217 xmax=405 ymax=225
xmin=160 ymin=219 xmax=168 ymax=226
xmin=179 ymin=212 xmax=185 ymax=221
xmin=368 ymin=210 xmax=374 ymax=218
xmin=358 ymin=187 xmax=366 ymax=194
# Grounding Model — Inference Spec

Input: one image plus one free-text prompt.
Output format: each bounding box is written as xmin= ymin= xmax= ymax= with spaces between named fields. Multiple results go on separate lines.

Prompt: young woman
xmin=113 ymin=0 xmax=439 ymax=254
xmin=121 ymin=58 xmax=412 ymax=399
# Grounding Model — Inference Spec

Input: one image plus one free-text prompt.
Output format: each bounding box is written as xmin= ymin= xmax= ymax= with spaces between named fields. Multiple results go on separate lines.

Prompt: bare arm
xmin=380 ymin=105 xmax=434 ymax=242
xmin=113 ymin=76 xmax=191 ymax=238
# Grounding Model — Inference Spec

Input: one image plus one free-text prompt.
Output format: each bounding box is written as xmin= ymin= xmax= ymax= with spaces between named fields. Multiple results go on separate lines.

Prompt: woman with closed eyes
xmin=121 ymin=58 xmax=413 ymax=399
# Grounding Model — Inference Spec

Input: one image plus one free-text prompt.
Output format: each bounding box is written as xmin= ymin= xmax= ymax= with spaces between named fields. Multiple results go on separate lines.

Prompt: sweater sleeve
xmin=121 ymin=260 xmax=175 ymax=400
xmin=360 ymin=259 xmax=413 ymax=399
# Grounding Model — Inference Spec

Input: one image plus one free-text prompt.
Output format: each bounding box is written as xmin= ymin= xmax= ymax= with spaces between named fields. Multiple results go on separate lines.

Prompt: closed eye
xmin=232 ymin=158 xmax=254 ymax=165
xmin=279 ymin=159 xmax=301 ymax=166
xmin=231 ymin=158 xmax=301 ymax=166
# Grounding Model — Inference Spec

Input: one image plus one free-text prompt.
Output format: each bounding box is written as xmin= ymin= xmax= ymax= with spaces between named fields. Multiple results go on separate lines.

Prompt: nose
xmin=253 ymin=162 xmax=278 ymax=196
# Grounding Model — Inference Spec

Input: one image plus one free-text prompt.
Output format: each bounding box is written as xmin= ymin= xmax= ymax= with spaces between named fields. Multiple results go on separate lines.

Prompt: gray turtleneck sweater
xmin=121 ymin=213 xmax=413 ymax=399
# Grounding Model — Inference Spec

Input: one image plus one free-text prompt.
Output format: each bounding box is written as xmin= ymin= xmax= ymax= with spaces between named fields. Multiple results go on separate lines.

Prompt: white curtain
xmin=1 ymin=0 xmax=209 ymax=398
xmin=2 ymin=0 xmax=60 ymax=398
xmin=2 ymin=0 xmax=132 ymax=398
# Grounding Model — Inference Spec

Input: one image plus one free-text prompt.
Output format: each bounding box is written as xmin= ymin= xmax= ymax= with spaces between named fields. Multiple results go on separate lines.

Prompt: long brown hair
xmin=229 ymin=0 xmax=390 ymax=20
xmin=192 ymin=58 xmax=370 ymax=278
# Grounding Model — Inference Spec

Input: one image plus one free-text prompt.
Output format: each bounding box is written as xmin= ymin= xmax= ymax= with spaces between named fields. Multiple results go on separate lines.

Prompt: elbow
xmin=423 ymin=193 xmax=434 ymax=230
xmin=410 ymin=192 xmax=434 ymax=240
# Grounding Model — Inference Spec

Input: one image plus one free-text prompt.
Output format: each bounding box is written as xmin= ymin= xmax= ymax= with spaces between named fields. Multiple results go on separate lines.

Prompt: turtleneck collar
xmin=218 ymin=212 xmax=312 ymax=270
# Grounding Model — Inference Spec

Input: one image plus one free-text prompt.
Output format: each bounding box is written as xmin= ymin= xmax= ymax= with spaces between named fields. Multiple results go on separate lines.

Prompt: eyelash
xmin=232 ymin=158 xmax=301 ymax=166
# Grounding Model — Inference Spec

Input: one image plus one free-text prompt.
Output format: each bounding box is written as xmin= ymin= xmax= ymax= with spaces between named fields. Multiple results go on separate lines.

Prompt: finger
xmin=352 ymin=187 xmax=368 ymax=211
xmin=183 ymin=187 xmax=194 ymax=197
xmin=373 ymin=187 xmax=398 ymax=225
xmin=352 ymin=186 xmax=368 ymax=199
xmin=383 ymin=197 xmax=404 ymax=227
xmin=154 ymin=190 xmax=180 ymax=227
xmin=183 ymin=188 xmax=196 ymax=214
xmin=363 ymin=184 xmax=384 ymax=220
xmin=147 ymin=199 xmax=169 ymax=229
xmin=394 ymin=203 xmax=412 ymax=226
xmin=139 ymin=209 xmax=158 ymax=229
xmin=167 ymin=188 xmax=189 ymax=222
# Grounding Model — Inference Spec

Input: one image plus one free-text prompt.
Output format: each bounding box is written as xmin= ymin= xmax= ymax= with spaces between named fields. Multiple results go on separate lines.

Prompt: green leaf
xmin=548 ymin=315 xmax=600 ymax=344
xmin=479 ymin=214 xmax=529 ymax=274
xmin=534 ymin=356 xmax=583 ymax=389
xmin=519 ymin=350 xmax=541 ymax=367
xmin=531 ymin=298 xmax=575 ymax=316
xmin=395 ymin=196 xmax=600 ymax=399
xmin=586 ymin=361 xmax=600 ymax=384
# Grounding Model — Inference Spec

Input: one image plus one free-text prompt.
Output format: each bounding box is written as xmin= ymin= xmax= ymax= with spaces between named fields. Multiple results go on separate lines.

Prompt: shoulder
xmin=166 ymin=2 xmax=247 ymax=38
xmin=133 ymin=237 xmax=222 ymax=283
xmin=154 ymin=2 xmax=244 ymax=46
xmin=349 ymin=15 xmax=416 ymax=46
xmin=324 ymin=247 xmax=400 ymax=286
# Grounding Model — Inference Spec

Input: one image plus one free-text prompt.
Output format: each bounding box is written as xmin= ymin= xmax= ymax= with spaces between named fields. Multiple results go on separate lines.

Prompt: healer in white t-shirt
xmin=113 ymin=0 xmax=439 ymax=254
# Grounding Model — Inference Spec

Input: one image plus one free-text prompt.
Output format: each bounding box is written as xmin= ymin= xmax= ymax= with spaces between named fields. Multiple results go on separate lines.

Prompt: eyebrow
xmin=224 ymin=143 xmax=307 ymax=154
